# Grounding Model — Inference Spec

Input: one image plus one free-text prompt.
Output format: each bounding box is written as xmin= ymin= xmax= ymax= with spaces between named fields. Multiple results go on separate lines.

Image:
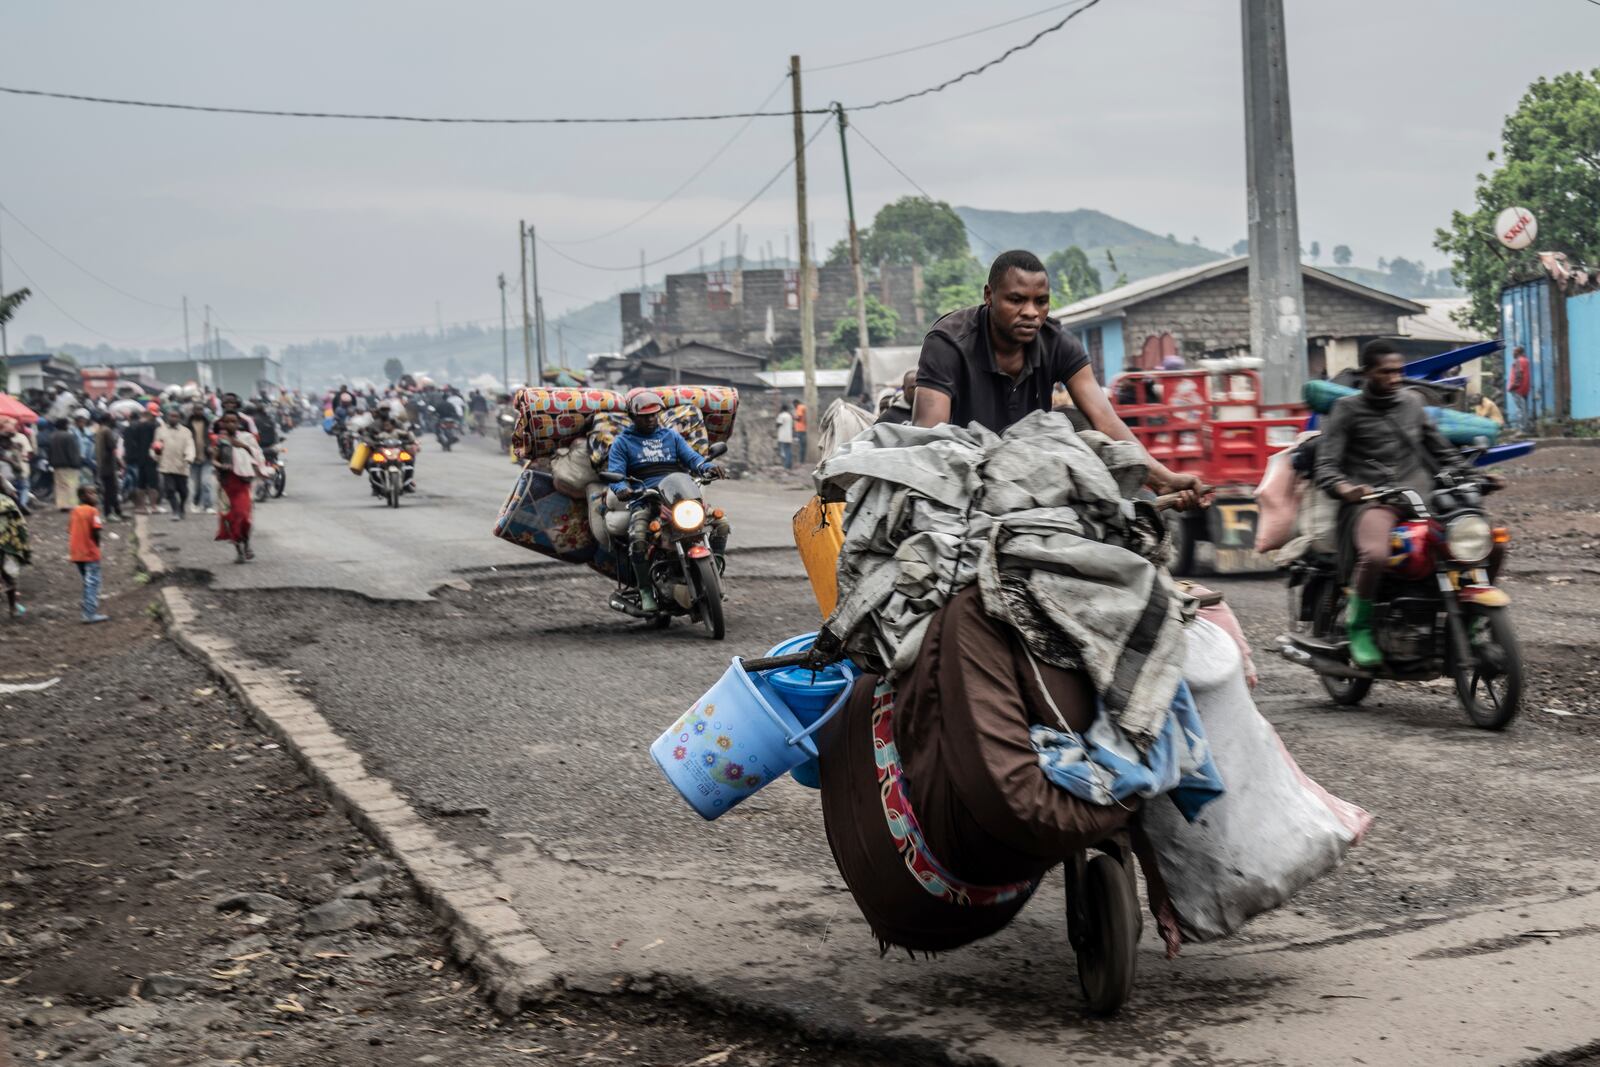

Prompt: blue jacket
xmin=606 ymin=425 xmax=710 ymax=492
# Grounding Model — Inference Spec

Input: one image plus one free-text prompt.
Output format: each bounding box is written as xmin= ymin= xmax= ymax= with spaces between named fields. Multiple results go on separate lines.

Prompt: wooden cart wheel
xmin=1072 ymin=853 xmax=1140 ymax=1015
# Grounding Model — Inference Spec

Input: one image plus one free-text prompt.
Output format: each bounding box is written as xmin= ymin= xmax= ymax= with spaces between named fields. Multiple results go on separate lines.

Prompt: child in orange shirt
xmin=68 ymin=486 xmax=109 ymax=624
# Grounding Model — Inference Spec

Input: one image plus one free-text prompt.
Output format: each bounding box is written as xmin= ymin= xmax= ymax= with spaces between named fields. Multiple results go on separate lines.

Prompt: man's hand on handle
xmin=1152 ymin=469 xmax=1213 ymax=512
xmin=1337 ymin=482 xmax=1374 ymax=505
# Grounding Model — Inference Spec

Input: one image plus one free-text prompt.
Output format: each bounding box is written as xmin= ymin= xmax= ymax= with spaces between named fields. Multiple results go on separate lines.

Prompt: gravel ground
xmin=0 ymin=515 xmax=903 ymax=1064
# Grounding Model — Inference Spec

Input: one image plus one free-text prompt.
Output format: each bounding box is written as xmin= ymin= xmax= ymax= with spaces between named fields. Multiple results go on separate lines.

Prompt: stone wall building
xmin=1053 ymin=257 xmax=1426 ymax=381
xmin=621 ymin=263 xmax=927 ymax=357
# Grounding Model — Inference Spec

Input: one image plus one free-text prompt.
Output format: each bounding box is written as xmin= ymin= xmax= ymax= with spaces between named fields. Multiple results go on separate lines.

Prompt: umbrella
xmin=0 ymin=393 xmax=39 ymax=425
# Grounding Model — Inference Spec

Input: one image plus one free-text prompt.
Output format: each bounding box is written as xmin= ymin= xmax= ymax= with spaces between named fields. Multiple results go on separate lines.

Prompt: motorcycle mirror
xmin=707 ymin=441 xmax=728 ymax=459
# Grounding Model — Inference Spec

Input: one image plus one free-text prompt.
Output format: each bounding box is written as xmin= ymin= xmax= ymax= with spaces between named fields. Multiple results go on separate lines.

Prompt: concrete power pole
xmin=203 ymin=305 xmax=212 ymax=391
xmin=790 ymin=55 xmax=818 ymax=423
xmin=1241 ymin=0 xmax=1308 ymax=405
xmin=518 ymin=221 xmax=533 ymax=388
xmin=498 ymin=273 xmax=509 ymax=393
xmin=183 ymin=295 xmax=191 ymax=361
xmin=529 ymin=225 xmax=546 ymax=380
xmin=834 ymin=104 xmax=872 ymax=363
xmin=0 ymin=211 xmax=8 ymax=359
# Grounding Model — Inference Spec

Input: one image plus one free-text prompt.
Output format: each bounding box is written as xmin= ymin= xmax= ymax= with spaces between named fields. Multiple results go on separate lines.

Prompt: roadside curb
xmin=139 ymin=526 xmax=558 ymax=1013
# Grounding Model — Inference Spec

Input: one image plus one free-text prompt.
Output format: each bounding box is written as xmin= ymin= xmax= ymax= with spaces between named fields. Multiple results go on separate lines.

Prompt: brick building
xmin=1053 ymin=257 xmax=1425 ymax=381
xmin=621 ymin=263 xmax=927 ymax=356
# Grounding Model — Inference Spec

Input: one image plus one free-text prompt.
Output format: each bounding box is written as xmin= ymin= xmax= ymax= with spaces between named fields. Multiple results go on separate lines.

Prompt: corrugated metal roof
xmin=1398 ymin=298 xmax=1485 ymax=343
xmin=755 ymin=369 xmax=852 ymax=389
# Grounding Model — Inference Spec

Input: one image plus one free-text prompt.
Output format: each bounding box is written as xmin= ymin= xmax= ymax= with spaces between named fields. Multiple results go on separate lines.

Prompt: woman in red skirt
xmin=211 ymin=412 xmax=267 ymax=563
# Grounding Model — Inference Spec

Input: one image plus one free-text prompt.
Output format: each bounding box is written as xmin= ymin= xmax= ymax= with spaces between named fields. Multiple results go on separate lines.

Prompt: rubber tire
xmin=339 ymin=437 xmax=352 ymax=461
xmin=1166 ymin=512 xmax=1198 ymax=577
xmin=387 ymin=473 xmax=401 ymax=509
xmin=1456 ymin=606 xmax=1522 ymax=731
xmin=273 ymin=469 xmax=286 ymax=498
xmin=690 ymin=555 xmax=726 ymax=641
xmin=1074 ymin=854 xmax=1139 ymax=1016
xmin=1314 ymin=584 xmax=1373 ymax=706
xmin=254 ymin=478 xmax=269 ymax=503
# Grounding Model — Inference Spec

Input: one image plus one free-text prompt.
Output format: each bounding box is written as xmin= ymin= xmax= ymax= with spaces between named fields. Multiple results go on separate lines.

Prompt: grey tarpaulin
xmin=815 ymin=410 xmax=1184 ymax=749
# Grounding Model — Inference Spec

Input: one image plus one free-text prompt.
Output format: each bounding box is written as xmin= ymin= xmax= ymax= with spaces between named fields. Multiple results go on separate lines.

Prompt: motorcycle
xmin=496 ymin=411 xmax=516 ymax=456
xmin=1278 ymin=468 xmax=1522 ymax=729
xmin=337 ymin=426 xmax=354 ymax=462
xmin=598 ymin=443 xmax=729 ymax=640
xmin=254 ymin=446 xmax=287 ymax=501
xmin=365 ymin=437 xmax=416 ymax=508
xmin=434 ymin=409 xmax=461 ymax=452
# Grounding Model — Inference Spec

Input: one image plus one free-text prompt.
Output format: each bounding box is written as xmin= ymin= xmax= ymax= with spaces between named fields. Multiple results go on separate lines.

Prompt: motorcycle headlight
xmin=399 ymin=451 xmax=413 ymax=461
xmin=670 ymin=499 xmax=706 ymax=531
xmin=1446 ymin=514 xmax=1492 ymax=564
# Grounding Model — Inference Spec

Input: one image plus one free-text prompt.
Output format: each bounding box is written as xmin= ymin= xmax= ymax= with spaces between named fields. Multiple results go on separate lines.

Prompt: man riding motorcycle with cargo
xmin=605 ymin=390 xmax=728 ymax=613
xmin=1312 ymin=340 xmax=1503 ymax=669
xmin=358 ymin=409 xmax=420 ymax=492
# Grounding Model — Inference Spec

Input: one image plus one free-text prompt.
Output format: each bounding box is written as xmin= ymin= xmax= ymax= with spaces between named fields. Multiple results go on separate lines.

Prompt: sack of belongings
xmin=1265 ymin=431 xmax=1340 ymax=564
xmin=1253 ymin=444 xmax=1300 ymax=553
xmin=551 ymin=444 xmax=598 ymax=499
xmin=1141 ymin=618 xmax=1372 ymax=942
xmin=493 ymin=465 xmax=617 ymax=577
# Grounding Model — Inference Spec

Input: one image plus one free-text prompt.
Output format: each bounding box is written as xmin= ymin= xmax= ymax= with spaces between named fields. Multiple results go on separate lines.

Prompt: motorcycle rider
xmin=359 ymin=410 xmax=419 ymax=493
xmin=1312 ymin=340 xmax=1503 ymax=668
xmin=605 ymin=390 xmax=726 ymax=613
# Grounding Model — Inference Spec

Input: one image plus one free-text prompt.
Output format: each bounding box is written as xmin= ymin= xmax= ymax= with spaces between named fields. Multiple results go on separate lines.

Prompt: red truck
xmin=1109 ymin=365 xmax=1305 ymax=574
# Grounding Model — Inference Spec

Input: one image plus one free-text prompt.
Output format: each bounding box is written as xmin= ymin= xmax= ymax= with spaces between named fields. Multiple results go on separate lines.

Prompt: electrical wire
xmin=543 ymin=76 xmax=790 ymax=245
xmin=0 ymin=248 xmax=181 ymax=346
xmin=845 ymin=119 xmax=1001 ymax=254
xmin=0 ymin=83 xmax=822 ymax=125
xmin=0 ymin=1 xmax=1108 ymax=126
xmin=848 ymin=0 xmax=1103 ymax=112
xmin=0 ymin=204 xmax=183 ymax=311
xmin=810 ymin=0 xmax=1086 ymax=72
xmin=538 ymin=117 xmax=833 ymax=273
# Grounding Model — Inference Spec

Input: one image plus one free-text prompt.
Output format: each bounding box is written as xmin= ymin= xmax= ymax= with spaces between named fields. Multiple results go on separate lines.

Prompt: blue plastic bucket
xmin=651 ymin=657 xmax=845 ymax=820
xmin=761 ymin=633 xmax=855 ymax=789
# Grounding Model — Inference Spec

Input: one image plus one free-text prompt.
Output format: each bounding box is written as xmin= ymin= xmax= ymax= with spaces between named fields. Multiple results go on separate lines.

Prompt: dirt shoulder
xmin=0 ymin=516 xmax=898 ymax=1063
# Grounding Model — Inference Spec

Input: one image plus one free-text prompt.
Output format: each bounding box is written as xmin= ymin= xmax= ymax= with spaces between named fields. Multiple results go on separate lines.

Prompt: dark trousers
xmin=162 ymin=472 xmax=189 ymax=517
xmin=100 ymin=470 xmax=122 ymax=517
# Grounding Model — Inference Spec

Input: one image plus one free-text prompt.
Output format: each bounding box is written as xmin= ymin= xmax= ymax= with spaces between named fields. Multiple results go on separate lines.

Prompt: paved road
xmin=145 ymin=428 xmax=806 ymax=600
xmin=161 ymin=443 xmax=1600 ymax=1065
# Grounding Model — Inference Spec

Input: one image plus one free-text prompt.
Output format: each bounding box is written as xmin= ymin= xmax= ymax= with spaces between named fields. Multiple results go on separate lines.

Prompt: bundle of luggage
xmin=793 ymin=412 xmax=1370 ymax=953
xmin=494 ymin=385 xmax=739 ymax=576
xmin=509 ymin=385 xmax=738 ymax=462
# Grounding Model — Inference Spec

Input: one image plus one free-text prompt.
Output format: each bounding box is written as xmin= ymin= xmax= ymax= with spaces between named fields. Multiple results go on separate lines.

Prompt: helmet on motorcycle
xmin=628 ymin=391 xmax=666 ymax=417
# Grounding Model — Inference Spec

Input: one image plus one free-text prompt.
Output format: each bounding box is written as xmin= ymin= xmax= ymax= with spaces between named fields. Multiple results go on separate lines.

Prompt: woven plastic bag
xmin=1142 ymin=619 xmax=1372 ymax=942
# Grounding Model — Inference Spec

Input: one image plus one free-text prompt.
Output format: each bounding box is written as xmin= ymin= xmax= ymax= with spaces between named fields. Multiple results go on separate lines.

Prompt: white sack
xmin=1143 ymin=619 xmax=1373 ymax=942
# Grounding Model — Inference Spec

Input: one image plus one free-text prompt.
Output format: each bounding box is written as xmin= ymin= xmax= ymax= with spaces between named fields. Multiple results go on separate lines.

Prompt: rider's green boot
xmin=1346 ymin=594 xmax=1383 ymax=669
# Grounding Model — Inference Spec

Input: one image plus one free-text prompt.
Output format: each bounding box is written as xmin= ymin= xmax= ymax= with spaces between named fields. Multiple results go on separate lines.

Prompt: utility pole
xmin=1241 ymin=0 xmax=1307 ymax=405
xmin=557 ymin=323 xmax=566 ymax=366
xmin=518 ymin=221 xmax=532 ymax=388
xmin=834 ymin=103 xmax=872 ymax=362
xmin=203 ymin=304 xmax=212 ymax=392
xmin=529 ymin=226 xmax=546 ymax=379
xmin=498 ymin=273 xmax=509 ymax=393
xmin=182 ymin=295 xmax=191 ymax=361
xmin=790 ymin=55 xmax=818 ymax=423
xmin=0 ymin=211 xmax=8 ymax=359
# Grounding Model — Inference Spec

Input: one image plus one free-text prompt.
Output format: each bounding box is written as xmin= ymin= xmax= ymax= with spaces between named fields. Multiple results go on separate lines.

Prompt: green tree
xmin=919 ymin=255 xmax=986 ymax=320
xmin=0 ymin=288 xmax=29 ymax=392
xmin=1436 ymin=68 xmax=1600 ymax=333
xmin=1231 ymin=238 xmax=1250 ymax=256
xmin=859 ymin=196 xmax=969 ymax=266
xmin=829 ymin=295 xmax=900 ymax=352
xmin=1044 ymin=246 xmax=1102 ymax=304
xmin=1332 ymin=244 xmax=1352 ymax=266
xmin=1387 ymin=256 xmax=1425 ymax=292
xmin=1309 ymin=240 xmax=1321 ymax=262
xmin=383 ymin=356 xmax=405 ymax=384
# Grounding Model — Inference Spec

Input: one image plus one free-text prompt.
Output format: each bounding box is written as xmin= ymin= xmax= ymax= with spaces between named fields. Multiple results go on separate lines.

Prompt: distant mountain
xmin=955 ymin=207 xmax=1227 ymax=283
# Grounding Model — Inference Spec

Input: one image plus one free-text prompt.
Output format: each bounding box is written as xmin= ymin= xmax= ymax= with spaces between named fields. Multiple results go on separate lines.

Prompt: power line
xmin=0 ymin=83 xmax=823 ymax=125
xmin=538 ymin=116 xmax=833 ymax=274
xmin=0 ymin=248 xmax=181 ymax=346
xmin=848 ymin=0 xmax=1104 ymax=112
xmin=846 ymin=119 xmax=1002 ymax=254
xmin=0 ymin=3 xmax=1109 ymax=127
xmin=207 ymin=311 xmax=505 ymax=338
xmin=0 ymin=203 xmax=183 ymax=311
xmin=544 ymin=77 xmax=791 ymax=245
xmin=810 ymin=0 xmax=1087 ymax=72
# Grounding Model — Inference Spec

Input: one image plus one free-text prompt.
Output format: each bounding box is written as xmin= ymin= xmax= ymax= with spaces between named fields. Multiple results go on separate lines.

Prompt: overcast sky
xmin=1 ymin=0 xmax=1594 ymax=356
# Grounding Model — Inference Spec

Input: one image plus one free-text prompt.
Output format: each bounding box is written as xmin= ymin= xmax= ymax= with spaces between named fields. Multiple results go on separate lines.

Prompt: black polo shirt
xmin=915 ymin=304 xmax=1089 ymax=433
